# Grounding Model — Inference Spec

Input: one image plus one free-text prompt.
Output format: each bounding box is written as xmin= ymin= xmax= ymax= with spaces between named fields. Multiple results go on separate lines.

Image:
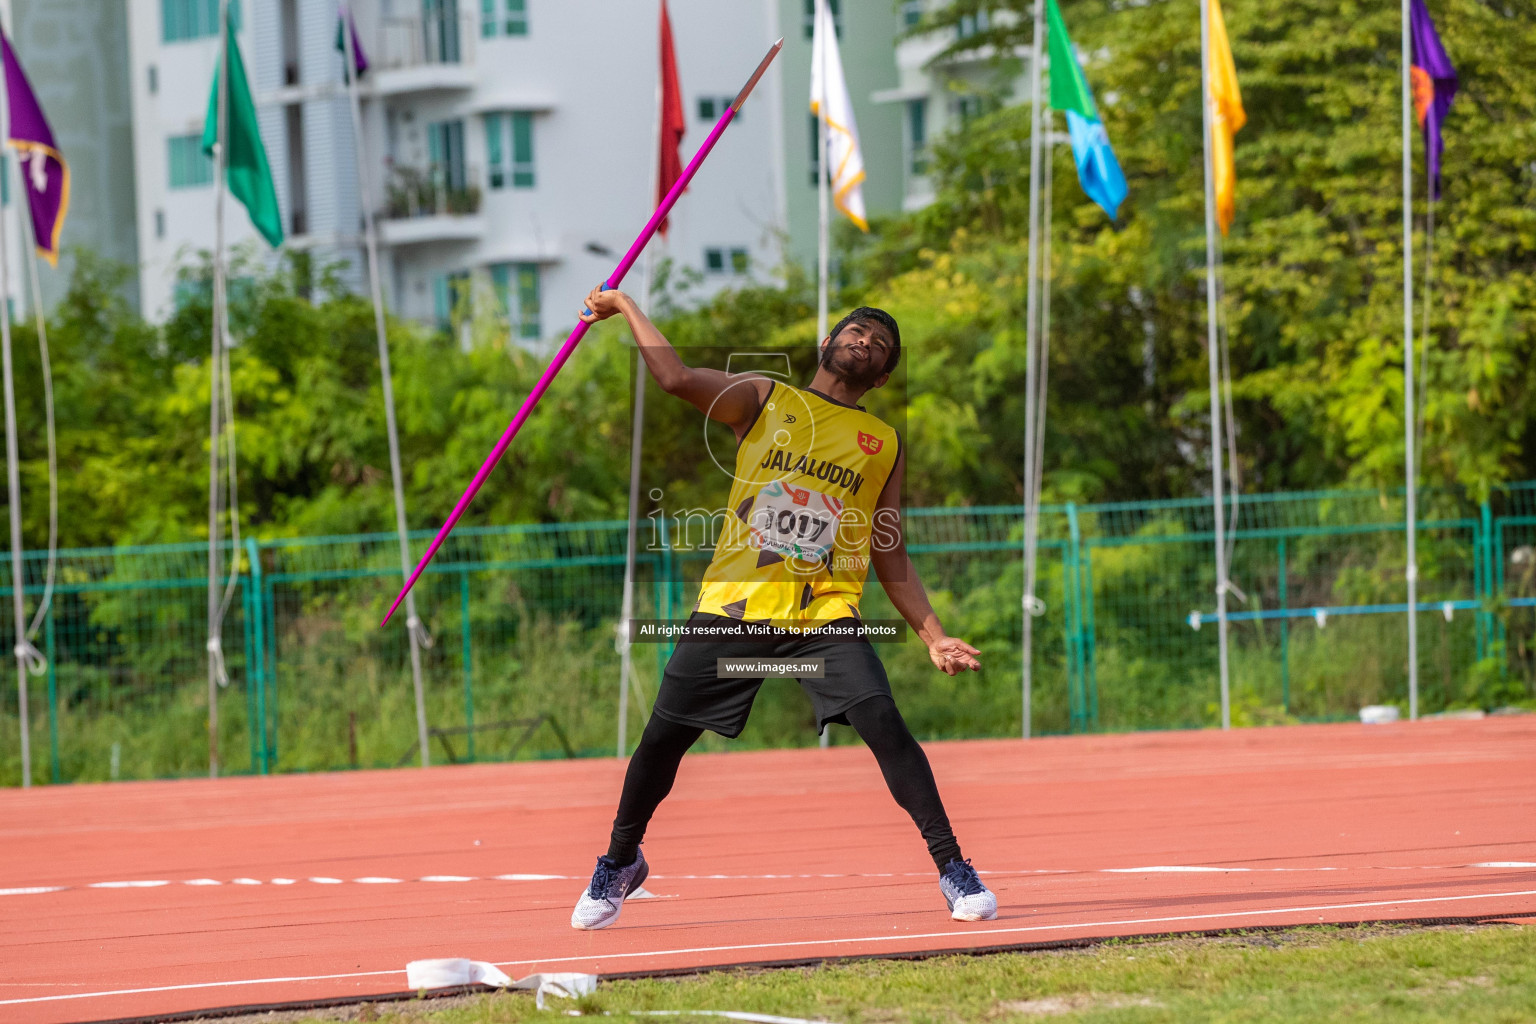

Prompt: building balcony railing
xmin=383 ymin=164 xmax=482 ymax=219
xmin=375 ymin=12 xmax=477 ymax=73
xmin=378 ymin=163 xmax=485 ymax=246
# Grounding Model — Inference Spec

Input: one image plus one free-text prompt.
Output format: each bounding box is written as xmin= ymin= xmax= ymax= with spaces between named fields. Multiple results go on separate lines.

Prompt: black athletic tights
xmin=606 ymin=696 xmax=963 ymax=873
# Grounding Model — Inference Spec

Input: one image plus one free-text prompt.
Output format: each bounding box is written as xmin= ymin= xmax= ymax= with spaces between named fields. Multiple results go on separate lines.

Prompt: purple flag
xmin=0 ymin=28 xmax=67 ymax=266
xmin=336 ymin=4 xmax=369 ymax=81
xmin=1409 ymin=0 xmax=1458 ymax=200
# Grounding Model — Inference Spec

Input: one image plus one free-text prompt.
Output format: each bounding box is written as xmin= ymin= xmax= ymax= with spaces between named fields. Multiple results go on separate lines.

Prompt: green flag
xmin=1046 ymin=0 xmax=1096 ymax=120
xmin=202 ymin=19 xmax=283 ymax=247
xmin=1045 ymin=0 xmax=1126 ymax=220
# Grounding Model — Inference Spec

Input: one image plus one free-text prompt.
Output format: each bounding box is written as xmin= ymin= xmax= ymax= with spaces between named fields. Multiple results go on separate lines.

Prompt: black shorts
xmin=651 ymin=612 xmax=893 ymax=738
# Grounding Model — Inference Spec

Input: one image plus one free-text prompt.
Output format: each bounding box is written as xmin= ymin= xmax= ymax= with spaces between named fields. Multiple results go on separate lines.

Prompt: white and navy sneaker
xmin=939 ymin=858 xmax=997 ymax=921
xmin=570 ymin=850 xmax=649 ymax=930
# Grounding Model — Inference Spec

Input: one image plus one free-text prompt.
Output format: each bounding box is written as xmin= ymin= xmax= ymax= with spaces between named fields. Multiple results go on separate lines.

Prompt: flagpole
xmin=0 ymin=38 xmax=28 ymax=788
xmin=1019 ymin=0 xmax=1046 ymax=740
xmin=1401 ymin=0 xmax=1418 ymax=721
xmin=814 ymin=0 xmax=832 ymax=749
xmin=341 ymin=3 xmax=432 ymax=767
xmin=815 ymin=0 xmax=830 ymax=345
xmin=205 ymin=0 xmax=232 ymax=777
xmin=1200 ymin=0 xmax=1231 ymax=730
xmin=619 ymin=40 xmax=668 ymax=759
xmin=617 ymin=246 xmax=655 ymax=757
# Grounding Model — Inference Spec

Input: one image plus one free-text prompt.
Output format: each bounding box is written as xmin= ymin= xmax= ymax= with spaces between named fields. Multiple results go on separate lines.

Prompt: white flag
xmin=809 ymin=0 xmax=867 ymax=231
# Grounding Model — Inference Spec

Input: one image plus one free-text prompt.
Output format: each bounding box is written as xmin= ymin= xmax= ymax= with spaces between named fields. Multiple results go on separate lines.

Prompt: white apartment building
xmin=124 ymin=1 xmax=1015 ymax=337
xmin=126 ymin=0 xmax=783 ymax=335
xmin=875 ymin=2 xmax=1032 ymax=212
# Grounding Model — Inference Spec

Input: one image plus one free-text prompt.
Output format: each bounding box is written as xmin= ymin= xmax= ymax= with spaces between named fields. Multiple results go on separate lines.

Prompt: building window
xmin=957 ymin=9 xmax=990 ymax=39
xmin=485 ymin=111 xmax=534 ymax=189
xmin=434 ymin=270 xmax=471 ymax=330
xmin=162 ymin=0 xmax=240 ymax=43
xmin=907 ymin=98 xmax=928 ymax=175
xmin=427 ymin=119 xmax=467 ymax=192
xmin=168 ymin=134 xmax=213 ymax=188
xmin=704 ymin=248 xmax=749 ymax=276
xmin=955 ymin=95 xmax=986 ymax=126
xmin=173 ymin=276 xmax=212 ymax=312
xmin=492 ymin=262 xmax=541 ymax=339
xmin=485 ymin=114 xmax=505 ymax=188
xmin=901 ymin=0 xmax=923 ymax=28
xmin=482 ymin=0 xmax=528 ymax=38
xmin=510 ymin=112 xmax=534 ymax=187
xmin=155 ymin=210 xmax=166 ymax=238
xmin=697 ymin=96 xmax=737 ymax=122
xmin=148 ymin=65 xmax=158 ymax=95
xmin=802 ymin=0 xmax=841 ymax=38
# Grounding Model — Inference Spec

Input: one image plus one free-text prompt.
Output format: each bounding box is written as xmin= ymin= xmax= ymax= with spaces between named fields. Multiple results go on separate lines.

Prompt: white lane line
xmin=495 ymin=874 xmax=566 ymax=881
xmin=0 ymin=968 xmax=404 ymax=1007
xmin=6 ymin=887 xmax=1534 ymax=1009
xmin=6 ymin=863 xmax=1532 ymax=898
xmin=1099 ymin=872 xmax=1241 ymax=878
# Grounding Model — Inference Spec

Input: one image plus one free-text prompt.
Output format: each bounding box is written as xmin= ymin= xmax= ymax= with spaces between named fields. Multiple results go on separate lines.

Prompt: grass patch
xmin=268 ymin=923 xmax=1535 ymax=1024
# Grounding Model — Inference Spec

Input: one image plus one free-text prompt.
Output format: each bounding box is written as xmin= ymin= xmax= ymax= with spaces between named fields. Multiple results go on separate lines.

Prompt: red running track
xmin=4 ymin=718 xmax=1535 ymax=1023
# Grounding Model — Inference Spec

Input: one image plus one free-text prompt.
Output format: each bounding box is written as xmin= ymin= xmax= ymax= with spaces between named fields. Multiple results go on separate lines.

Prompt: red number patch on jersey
xmin=857 ymin=431 xmax=884 ymax=456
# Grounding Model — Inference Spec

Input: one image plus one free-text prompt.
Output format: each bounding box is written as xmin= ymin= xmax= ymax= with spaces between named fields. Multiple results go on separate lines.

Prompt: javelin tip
xmin=733 ymin=38 xmax=783 ymax=112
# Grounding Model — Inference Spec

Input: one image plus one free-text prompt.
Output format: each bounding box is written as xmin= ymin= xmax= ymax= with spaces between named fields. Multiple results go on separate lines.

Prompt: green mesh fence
xmin=3 ymin=485 xmax=1532 ymax=786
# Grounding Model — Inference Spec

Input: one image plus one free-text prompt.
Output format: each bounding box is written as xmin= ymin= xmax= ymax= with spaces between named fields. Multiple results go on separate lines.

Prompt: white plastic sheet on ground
xmin=405 ymin=959 xmax=597 ymax=1009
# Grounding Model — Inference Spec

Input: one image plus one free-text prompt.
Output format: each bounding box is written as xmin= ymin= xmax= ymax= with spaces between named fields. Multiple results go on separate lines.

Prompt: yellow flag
xmin=1208 ymin=0 xmax=1246 ymax=235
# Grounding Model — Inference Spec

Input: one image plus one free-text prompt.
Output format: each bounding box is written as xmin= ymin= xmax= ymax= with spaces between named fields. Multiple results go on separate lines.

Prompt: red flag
xmin=657 ymin=0 xmax=685 ymax=236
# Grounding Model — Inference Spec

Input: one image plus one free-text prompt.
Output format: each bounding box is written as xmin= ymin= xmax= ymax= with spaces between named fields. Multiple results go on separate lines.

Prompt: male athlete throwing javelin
xmin=570 ymin=286 xmax=996 ymax=928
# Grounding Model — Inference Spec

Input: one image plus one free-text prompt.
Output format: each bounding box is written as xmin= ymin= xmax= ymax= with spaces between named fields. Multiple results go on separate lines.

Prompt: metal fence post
xmin=461 ymin=571 xmax=474 ymax=761
xmin=1278 ymin=536 xmax=1289 ymax=713
xmin=1065 ymin=503 xmax=1085 ymax=732
xmin=242 ymin=571 xmax=257 ymax=773
xmin=245 ymin=537 xmax=268 ymax=774
xmin=45 ymin=602 xmax=58 ymax=784
xmin=659 ymin=516 xmax=676 ymax=663
xmin=1479 ymin=500 xmax=1497 ymax=672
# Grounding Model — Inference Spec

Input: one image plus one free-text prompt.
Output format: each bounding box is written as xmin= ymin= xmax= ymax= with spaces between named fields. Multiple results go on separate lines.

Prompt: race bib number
xmin=748 ymin=480 xmax=844 ymax=564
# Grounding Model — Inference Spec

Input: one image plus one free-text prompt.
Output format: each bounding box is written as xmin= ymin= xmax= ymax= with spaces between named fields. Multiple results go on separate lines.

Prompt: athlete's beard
xmin=819 ymin=336 xmax=885 ymax=390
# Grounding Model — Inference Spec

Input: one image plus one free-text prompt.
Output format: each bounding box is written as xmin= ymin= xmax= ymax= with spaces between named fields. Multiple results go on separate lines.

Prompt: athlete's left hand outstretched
xmin=928 ymin=636 xmax=981 ymax=676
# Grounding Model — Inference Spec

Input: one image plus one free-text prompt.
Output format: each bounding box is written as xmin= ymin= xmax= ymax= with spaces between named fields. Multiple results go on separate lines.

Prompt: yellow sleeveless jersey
xmin=695 ymin=382 xmax=900 ymax=624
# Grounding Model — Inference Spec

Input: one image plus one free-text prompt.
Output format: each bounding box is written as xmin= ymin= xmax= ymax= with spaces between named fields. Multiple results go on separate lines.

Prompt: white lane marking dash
xmin=1099 ymin=872 xmax=1241 ymax=878
xmin=1472 ymin=862 xmax=1536 ymax=868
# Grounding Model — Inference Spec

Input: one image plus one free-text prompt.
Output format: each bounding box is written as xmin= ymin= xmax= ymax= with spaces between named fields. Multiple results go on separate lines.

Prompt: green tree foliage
xmin=884 ymin=0 xmax=1536 ymax=504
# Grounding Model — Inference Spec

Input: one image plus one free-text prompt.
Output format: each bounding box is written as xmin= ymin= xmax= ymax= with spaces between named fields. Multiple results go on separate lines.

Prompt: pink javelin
xmin=383 ymin=38 xmax=784 ymax=626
